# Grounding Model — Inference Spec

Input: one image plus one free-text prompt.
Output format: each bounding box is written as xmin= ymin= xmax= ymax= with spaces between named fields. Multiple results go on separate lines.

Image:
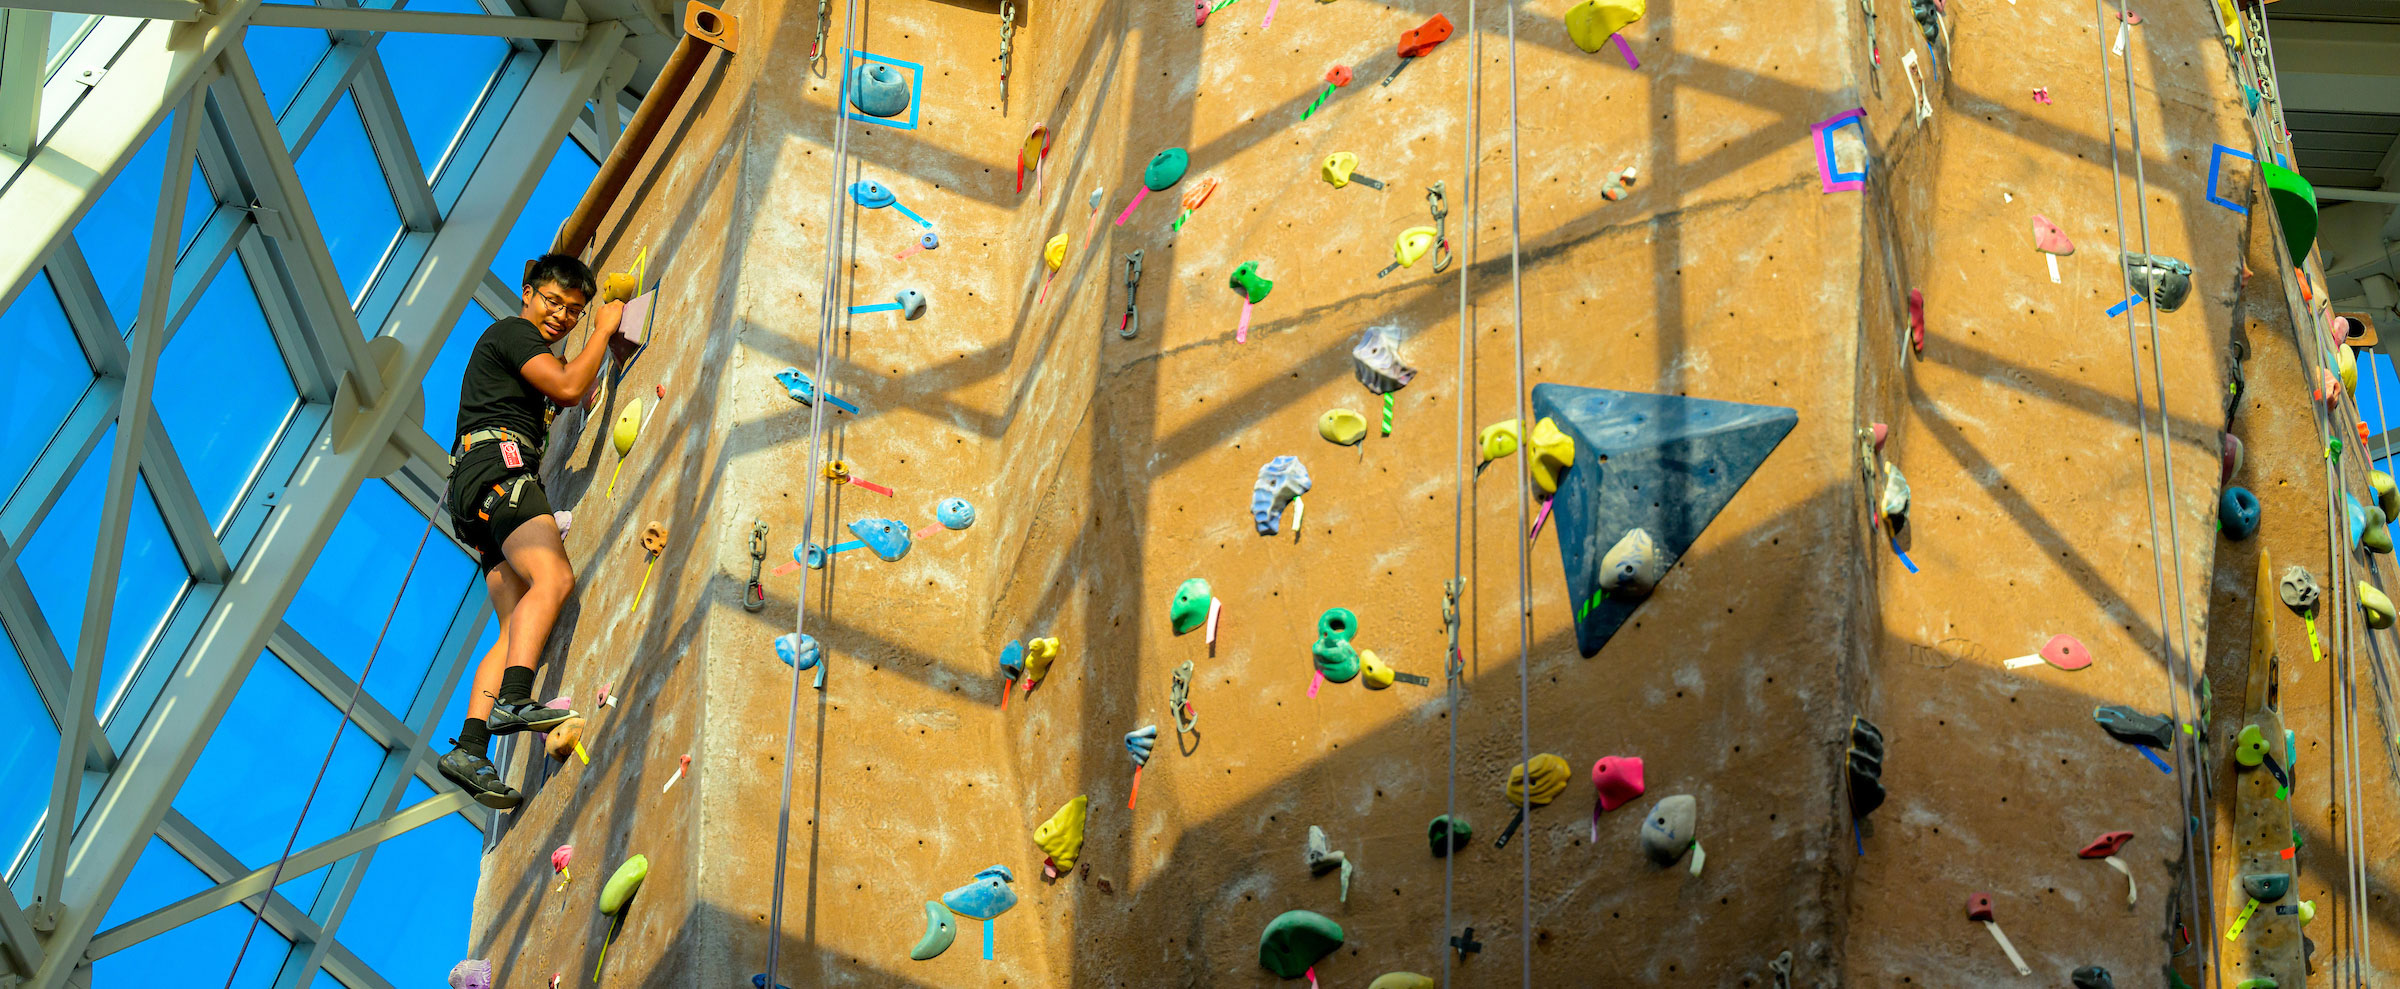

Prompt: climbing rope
xmin=1502 ymin=0 xmax=1536 ymax=981
xmin=763 ymin=0 xmax=868 ymax=977
xmin=2087 ymin=4 xmax=2218 ymax=983
xmin=221 ymin=516 xmax=435 ymax=988
xmin=1438 ymin=0 xmax=1481 ymax=978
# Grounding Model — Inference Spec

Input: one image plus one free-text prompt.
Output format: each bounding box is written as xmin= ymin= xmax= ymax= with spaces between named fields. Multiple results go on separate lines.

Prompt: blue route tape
xmin=2105 ymin=293 xmax=2146 ymax=318
xmin=849 ymin=302 xmax=902 ymax=314
xmin=2137 ymin=746 xmax=2173 ymax=774
xmin=891 ymin=201 xmax=933 ymax=228
xmin=1891 ymin=536 xmax=1919 ymax=573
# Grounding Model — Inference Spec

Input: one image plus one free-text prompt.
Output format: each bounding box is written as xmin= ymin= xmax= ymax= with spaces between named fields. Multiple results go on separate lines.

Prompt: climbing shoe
xmin=438 ymin=745 xmax=523 ymax=810
xmin=485 ymin=699 xmax=577 ymax=735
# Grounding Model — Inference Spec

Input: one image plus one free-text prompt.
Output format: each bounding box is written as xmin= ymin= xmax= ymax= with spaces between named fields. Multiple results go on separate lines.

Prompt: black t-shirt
xmin=455 ymin=316 xmax=557 ymax=449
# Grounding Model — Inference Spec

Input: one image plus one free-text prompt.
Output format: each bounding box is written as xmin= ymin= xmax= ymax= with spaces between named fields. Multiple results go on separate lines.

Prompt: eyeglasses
xmin=536 ymin=290 xmax=586 ymax=319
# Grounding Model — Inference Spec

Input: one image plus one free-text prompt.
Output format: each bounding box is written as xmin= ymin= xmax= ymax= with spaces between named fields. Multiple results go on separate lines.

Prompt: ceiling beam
xmin=0 ymin=0 xmax=199 ymax=22
xmin=248 ymin=5 xmax=589 ymax=41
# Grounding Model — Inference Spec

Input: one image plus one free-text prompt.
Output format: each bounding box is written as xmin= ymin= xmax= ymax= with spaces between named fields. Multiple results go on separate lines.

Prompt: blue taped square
xmin=2208 ymin=143 xmax=2254 ymax=215
xmin=841 ymin=49 xmax=924 ymax=131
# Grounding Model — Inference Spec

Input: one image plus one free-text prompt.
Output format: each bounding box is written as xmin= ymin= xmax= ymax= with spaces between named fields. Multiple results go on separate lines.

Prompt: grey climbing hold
xmin=2093 ymin=705 xmax=2174 ymax=749
xmin=848 ymin=62 xmax=912 ymax=118
xmin=1878 ymin=462 xmax=1910 ymax=524
xmin=2243 ymin=873 xmax=2291 ymax=902
xmin=896 ymin=289 xmax=928 ymax=320
xmin=2279 ymin=566 xmax=2321 ymax=612
xmin=2221 ymin=486 xmax=2260 ymax=540
xmin=1597 ymin=527 xmax=1664 ymax=598
xmin=2121 ymin=253 xmax=2193 ymax=312
xmin=1351 ymin=325 xmax=1417 ymax=394
xmin=1252 ymin=456 xmax=1310 ymax=535
xmin=2070 ymin=966 xmax=2114 ymax=989
xmin=1639 ymin=794 xmax=1697 ymax=865
xmin=1304 ymin=825 xmax=1354 ymax=903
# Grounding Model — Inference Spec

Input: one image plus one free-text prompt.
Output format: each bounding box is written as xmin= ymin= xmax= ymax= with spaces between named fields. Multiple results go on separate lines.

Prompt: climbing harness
xmin=1120 ymin=250 xmax=1144 ymax=339
xmin=745 ymin=520 xmax=769 ymax=612
xmin=223 ymin=517 xmax=436 ymax=988
xmin=1427 ymin=182 xmax=1454 ymax=273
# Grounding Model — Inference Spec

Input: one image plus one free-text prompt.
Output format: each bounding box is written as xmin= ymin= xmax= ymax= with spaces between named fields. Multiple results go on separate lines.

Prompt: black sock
xmin=498 ymin=666 xmax=536 ymax=705
xmin=458 ymin=718 xmax=491 ymax=757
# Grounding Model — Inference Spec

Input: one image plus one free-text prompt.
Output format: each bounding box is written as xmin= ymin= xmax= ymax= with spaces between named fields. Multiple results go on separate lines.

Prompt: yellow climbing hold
xmin=1528 ymin=416 xmax=1576 ymax=494
xmin=1045 ymin=233 xmax=1069 ymax=272
xmin=1319 ymin=408 xmax=1368 ymax=446
xmin=1393 ymin=227 xmax=1438 ymax=269
xmin=1368 ymin=975 xmax=1436 ymax=989
xmin=2215 ymin=0 xmax=2240 ymax=48
xmin=1562 ymin=0 xmax=1643 ymax=53
xmin=1034 ymin=794 xmax=1089 ymax=870
xmin=613 ymin=399 xmax=644 ymax=457
xmin=1321 ymin=152 xmax=1362 ymax=189
xmin=1359 ymin=649 xmax=1395 ymax=689
xmin=2361 ymin=582 xmax=2396 ymax=630
xmin=1024 ymin=637 xmax=1062 ymax=685
xmin=599 ymin=271 xmax=640 ymax=305
xmin=1478 ymin=419 xmax=1522 ymax=462
xmin=2338 ymin=343 xmax=2358 ymax=394
xmin=1506 ymin=753 xmax=1570 ymax=807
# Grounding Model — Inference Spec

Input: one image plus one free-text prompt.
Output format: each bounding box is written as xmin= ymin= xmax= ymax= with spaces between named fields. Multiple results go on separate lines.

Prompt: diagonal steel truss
xmin=0 ymin=2 xmax=642 ymax=985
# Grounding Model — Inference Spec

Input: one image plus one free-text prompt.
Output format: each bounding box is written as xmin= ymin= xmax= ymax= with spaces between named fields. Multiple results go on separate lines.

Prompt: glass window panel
xmin=423 ymin=303 xmax=504 ymax=444
xmin=44 ymin=13 xmax=93 ymax=72
xmin=294 ymin=93 xmax=404 ymax=309
xmin=285 ymin=483 xmax=475 ymax=716
xmin=153 ymin=256 xmax=300 ymax=526
xmin=74 ymin=125 xmax=213 ymax=331
xmin=433 ymin=617 xmax=498 ymax=745
xmin=97 ymin=835 xmax=206 ymax=929
xmin=244 ymin=25 xmax=330 ymax=121
xmin=337 ymin=804 xmax=476 ymax=987
xmin=0 ymin=630 xmax=60 ymax=862
xmin=91 ymin=898 xmax=288 ymax=989
xmin=21 ymin=432 xmax=193 ymax=715
xmin=0 ymin=271 xmax=95 ymax=502
xmin=2361 ymin=351 xmax=2399 ymax=437
xmin=377 ymin=0 xmax=509 ymax=177
xmin=174 ymin=651 xmax=385 ymax=909
xmin=489 ymin=139 xmax=598 ymax=287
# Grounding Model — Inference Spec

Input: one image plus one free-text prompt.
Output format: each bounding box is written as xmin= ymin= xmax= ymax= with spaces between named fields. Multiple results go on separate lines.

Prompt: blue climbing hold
xmin=999 ymin=639 xmax=1025 ymax=681
xmin=775 ymin=632 xmax=821 ymax=670
xmin=2345 ymin=492 xmax=2364 ymax=548
xmin=794 ymin=542 xmax=828 ymax=570
xmin=1529 ymin=385 xmax=1798 ymax=658
xmin=774 ymin=366 xmax=857 ymax=414
xmin=941 ymin=865 xmax=1018 ymax=920
xmin=850 ymin=180 xmax=897 ymax=209
xmin=919 ymin=230 xmax=941 ymax=250
xmin=897 ymin=289 xmax=929 ymax=320
xmin=753 ymin=976 xmax=793 ymax=989
xmin=2221 ymin=486 xmax=2261 ymax=541
xmin=849 ymin=518 xmax=913 ymax=562
xmin=937 ymin=497 xmax=977 ymax=529
xmin=1252 ymin=456 xmax=1311 ymax=535
xmin=848 ymin=62 xmax=913 ymax=118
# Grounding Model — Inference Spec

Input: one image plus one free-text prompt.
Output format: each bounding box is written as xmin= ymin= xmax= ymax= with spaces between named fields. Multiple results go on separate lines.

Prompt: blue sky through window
xmin=0 ymin=272 xmax=94 ymax=506
xmin=489 ymin=139 xmax=598 ymax=287
xmin=153 ymin=256 xmax=301 ymax=528
xmin=244 ymin=25 xmax=331 ymax=121
xmin=338 ymin=796 xmax=477 ymax=985
xmin=294 ymin=94 xmax=405 ymax=309
xmin=378 ymin=0 xmax=510 ymax=178
xmin=285 ymin=482 xmax=475 ymax=716
xmin=0 ymin=631 xmax=59 ymax=866
xmin=19 ymin=430 xmax=191 ymax=717
xmin=74 ymin=122 xmax=213 ymax=331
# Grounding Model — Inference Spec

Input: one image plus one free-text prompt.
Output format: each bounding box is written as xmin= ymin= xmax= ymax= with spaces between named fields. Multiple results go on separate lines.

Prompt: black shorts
xmin=448 ymin=447 xmax=552 ymax=572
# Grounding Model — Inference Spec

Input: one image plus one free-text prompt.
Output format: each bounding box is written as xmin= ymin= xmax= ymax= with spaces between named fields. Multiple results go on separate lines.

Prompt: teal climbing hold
xmin=1258 ymin=910 xmax=1345 ymax=978
xmin=1317 ymin=607 xmax=1357 ymax=642
xmin=1144 ymin=148 xmax=1190 ymax=191
xmin=1529 ymin=385 xmax=1797 ymax=657
xmin=1313 ymin=634 xmax=1360 ymax=683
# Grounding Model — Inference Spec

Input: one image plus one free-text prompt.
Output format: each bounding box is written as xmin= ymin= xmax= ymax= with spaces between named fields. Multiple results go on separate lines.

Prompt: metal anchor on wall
xmin=997 ymin=2 xmax=1017 ymax=104
xmin=1118 ymin=250 xmax=1144 ymax=339
xmin=1426 ymin=182 xmax=1453 ymax=273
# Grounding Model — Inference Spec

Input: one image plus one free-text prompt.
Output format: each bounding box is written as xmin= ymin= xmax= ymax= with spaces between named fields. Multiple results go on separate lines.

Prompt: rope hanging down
xmin=1502 ymin=0 xmax=1537 ymax=981
xmin=222 ymin=518 xmax=435 ymax=989
xmin=1438 ymin=0 xmax=1481 ymax=979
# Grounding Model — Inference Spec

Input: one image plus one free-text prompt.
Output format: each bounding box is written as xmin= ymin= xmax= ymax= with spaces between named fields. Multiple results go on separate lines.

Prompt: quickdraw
xmin=998 ymin=2 xmax=1017 ymax=95
xmin=1120 ymin=250 xmax=1144 ymax=339
xmin=745 ymin=521 xmax=769 ymax=612
xmin=1170 ymin=660 xmax=1197 ymax=737
xmin=1426 ymin=182 xmax=1453 ymax=273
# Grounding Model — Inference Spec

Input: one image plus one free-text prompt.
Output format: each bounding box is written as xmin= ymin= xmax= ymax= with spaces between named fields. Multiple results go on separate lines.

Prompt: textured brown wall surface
xmin=452 ymin=0 xmax=2400 ymax=984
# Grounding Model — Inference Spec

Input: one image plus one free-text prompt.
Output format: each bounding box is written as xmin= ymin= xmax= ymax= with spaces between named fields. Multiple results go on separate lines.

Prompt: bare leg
xmin=465 ymin=563 xmax=529 ymax=722
xmin=496 ymin=513 xmax=576 ymax=685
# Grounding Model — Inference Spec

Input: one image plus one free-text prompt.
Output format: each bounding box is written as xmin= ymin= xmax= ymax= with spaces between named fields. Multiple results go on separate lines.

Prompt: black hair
xmin=521 ymin=254 xmax=596 ymax=298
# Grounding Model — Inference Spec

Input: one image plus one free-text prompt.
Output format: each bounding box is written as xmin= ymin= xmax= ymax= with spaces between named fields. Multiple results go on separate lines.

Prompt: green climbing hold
xmin=2375 ymin=470 xmax=2398 ymax=519
xmin=1144 ymin=148 xmax=1190 ymax=191
xmin=2235 ymin=723 xmax=2267 ymax=767
xmin=1428 ymin=815 xmax=1472 ymax=856
xmin=1172 ymin=578 xmax=1213 ymax=635
xmin=1313 ymin=634 xmax=1360 ymax=682
xmin=2361 ymin=581 xmax=2396 ymax=630
xmin=1258 ymin=909 xmax=1345 ymax=978
xmin=1230 ymin=261 xmax=1274 ymax=304
xmin=600 ymin=854 xmax=649 ymax=915
xmin=2260 ymin=160 xmax=2318 ymax=264
xmin=1317 ymin=607 xmax=1358 ymax=642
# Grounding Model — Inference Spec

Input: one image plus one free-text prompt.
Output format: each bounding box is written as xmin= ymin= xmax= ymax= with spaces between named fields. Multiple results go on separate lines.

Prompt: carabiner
xmin=1426 ymin=182 xmax=1454 ymax=273
xmin=1119 ymin=249 xmax=1145 ymax=339
xmin=744 ymin=520 xmax=769 ymax=612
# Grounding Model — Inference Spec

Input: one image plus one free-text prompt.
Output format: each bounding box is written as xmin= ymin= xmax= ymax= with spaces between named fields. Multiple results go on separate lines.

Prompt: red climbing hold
xmin=1399 ymin=14 xmax=1453 ymax=57
xmin=2078 ymin=831 xmax=2134 ymax=859
xmin=1908 ymin=289 xmax=1925 ymax=353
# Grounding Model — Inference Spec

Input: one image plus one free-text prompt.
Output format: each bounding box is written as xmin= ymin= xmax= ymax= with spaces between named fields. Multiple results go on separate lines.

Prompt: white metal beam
xmin=18 ymin=26 xmax=625 ymax=987
xmin=0 ymin=0 xmax=198 ymax=22
xmin=0 ymin=0 xmax=263 ymax=316
xmin=263 ymin=624 xmax=411 ymax=749
xmin=34 ymin=78 xmax=203 ymax=922
xmin=0 ymin=10 xmax=51 ymax=158
xmin=347 ymin=58 xmax=439 ymax=232
xmin=136 ymin=415 xmax=236 ymax=584
xmin=249 ymin=5 xmax=588 ymax=41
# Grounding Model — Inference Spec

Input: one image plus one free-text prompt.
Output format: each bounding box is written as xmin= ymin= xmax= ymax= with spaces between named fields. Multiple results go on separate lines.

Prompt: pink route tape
xmin=1613 ymin=34 xmax=1639 ymax=67
xmin=1308 ymin=671 xmax=1323 ymax=698
xmin=1116 ymin=187 xmax=1151 ymax=225
xmin=1529 ymin=499 xmax=1554 ymax=538
xmin=1262 ymin=0 xmax=1279 ymax=27
xmin=1236 ymin=301 xmax=1253 ymax=342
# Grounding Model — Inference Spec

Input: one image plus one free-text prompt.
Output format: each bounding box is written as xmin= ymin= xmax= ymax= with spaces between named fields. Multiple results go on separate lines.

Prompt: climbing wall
xmin=448 ymin=0 xmax=2400 ymax=984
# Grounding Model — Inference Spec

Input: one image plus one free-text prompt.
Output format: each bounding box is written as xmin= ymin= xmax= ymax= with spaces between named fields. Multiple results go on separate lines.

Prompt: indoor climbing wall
xmin=448 ymin=0 xmax=2400 ymax=983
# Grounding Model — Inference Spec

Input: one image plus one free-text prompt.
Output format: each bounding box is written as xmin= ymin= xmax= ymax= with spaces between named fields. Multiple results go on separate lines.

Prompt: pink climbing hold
xmin=1592 ymin=756 xmax=1646 ymax=811
xmin=2040 ymin=633 xmax=2092 ymax=671
xmin=2030 ymin=215 xmax=2075 ymax=256
xmin=1907 ymin=290 xmax=1925 ymax=353
xmin=1871 ymin=422 xmax=1889 ymax=451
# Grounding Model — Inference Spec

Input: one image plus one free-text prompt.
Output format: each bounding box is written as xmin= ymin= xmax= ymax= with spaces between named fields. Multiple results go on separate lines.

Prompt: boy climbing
xmin=437 ymin=254 xmax=633 ymax=808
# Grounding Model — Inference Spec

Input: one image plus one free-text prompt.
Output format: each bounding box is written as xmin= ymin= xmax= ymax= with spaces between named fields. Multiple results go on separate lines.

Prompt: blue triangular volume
xmin=1531 ymin=384 xmax=1798 ymax=658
